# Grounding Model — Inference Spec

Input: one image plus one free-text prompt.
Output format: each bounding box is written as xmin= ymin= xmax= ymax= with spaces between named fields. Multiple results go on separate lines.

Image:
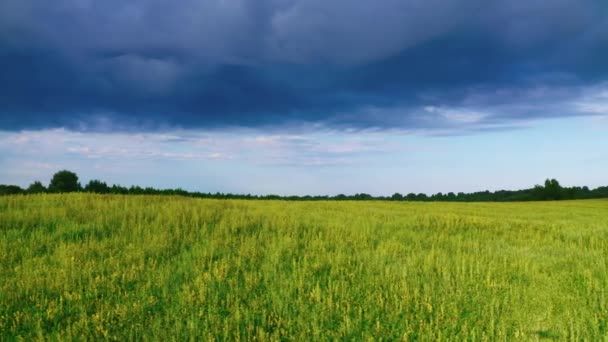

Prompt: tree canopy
xmin=1 ymin=172 xmax=608 ymax=202
xmin=84 ymin=180 xmax=110 ymax=194
xmin=48 ymin=170 xmax=81 ymax=193
xmin=27 ymin=181 xmax=47 ymax=194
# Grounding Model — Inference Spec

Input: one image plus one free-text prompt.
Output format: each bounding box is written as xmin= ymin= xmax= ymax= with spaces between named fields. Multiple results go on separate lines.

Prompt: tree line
xmin=1 ymin=170 xmax=607 ymax=202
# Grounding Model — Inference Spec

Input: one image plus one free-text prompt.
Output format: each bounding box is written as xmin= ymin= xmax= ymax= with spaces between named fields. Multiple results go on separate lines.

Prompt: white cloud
xmin=574 ymin=84 xmax=608 ymax=116
xmin=425 ymin=106 xmax=488 ymax=123
xmin=0 ymin=128 xmax=400 ymax=171
xmin=577 ymin=102 xmax=608 ymax=115
xmin=2 ymin=115 xmax=607 ymax=195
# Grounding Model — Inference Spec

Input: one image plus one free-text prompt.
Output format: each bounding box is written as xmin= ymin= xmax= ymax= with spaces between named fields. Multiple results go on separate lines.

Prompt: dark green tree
xmin=84 ymin=179 xmax=110 ymax=193
xmin=0 ymin=185 xmax=24 ymax=195
xmin=354 ymin=193 xmax=373 ymax=200
xmin=532 ymin=184 xmax=545 ymax=200
xmin=391 ymin=193 xmax=404 ymax=201
xmin=27 ymin=181 xmax=46 ymax=194
xmin=544 ymin=178 xmax=562 ymax=200
xmin=48 ymin=170 xmax=81 ymax=193
xmin=110 ymin=184 xmax=128 ymax=194
xmin=416 ymin=193 xmax=428 ymax=201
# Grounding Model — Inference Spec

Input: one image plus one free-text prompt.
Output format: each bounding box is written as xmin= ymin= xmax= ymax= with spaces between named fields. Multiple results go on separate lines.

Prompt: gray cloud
xmin=0 ymin=0 xmax=606 ymax=131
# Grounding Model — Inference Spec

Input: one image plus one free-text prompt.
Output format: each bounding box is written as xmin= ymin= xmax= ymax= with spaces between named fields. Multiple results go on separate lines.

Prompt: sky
xmin=0 ymin=0 xmax=607 ymax=195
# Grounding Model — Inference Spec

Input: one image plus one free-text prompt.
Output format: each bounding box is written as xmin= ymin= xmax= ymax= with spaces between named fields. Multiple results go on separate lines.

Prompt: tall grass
xmin=1 ymin=194 xmax=607 ymax=340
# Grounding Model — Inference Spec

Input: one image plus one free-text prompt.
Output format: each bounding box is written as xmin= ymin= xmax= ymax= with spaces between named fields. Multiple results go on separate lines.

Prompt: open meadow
xmin=1 ymin=194 xmax=607 ymax=340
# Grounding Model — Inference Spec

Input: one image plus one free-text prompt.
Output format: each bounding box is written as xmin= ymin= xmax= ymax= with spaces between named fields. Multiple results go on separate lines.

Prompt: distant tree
xmin=27 ymin=181 xmax=46 ymax=194
xmin=544 ymin=178 xmax=562 ymax=200
xmin=531 ymin=179 xmax=563 ymax=200
xmin=15 ymin=172 xmax=606 ymax=202
xmin=579 ymin=186 xmax=591 ymax=199
xmin=416 ymin=193 xmax=428 ymax=201
xmin=354 ymin=193 xmax=373 ymax=200
xmin=532 ymin=184 xmax=546 ymax=201
xmin=432 ymin=192 xmax=444 ymax=201
xmin=48 ymin=170 xmax=81 ymax=193
xmin=144 ymin=187 xmax=157 ymax=195
xmin=110 ymin=184 xmax=129 ymax=194
xmin=0 ymin=185 xmax=24 ymax=195
xmin=391 ymin=193 xmax=404 ymax=201
xmin=84 ymin=179 xmax=110 ymax=193
xmin=129 ymin=185 xmax=144 ymax=195
xmin=594 ymin=186 xmax=608 ymax=198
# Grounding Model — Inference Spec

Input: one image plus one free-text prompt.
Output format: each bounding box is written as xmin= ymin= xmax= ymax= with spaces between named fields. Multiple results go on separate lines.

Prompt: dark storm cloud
xmin=0 ymin=0 xmax=606 ymax=131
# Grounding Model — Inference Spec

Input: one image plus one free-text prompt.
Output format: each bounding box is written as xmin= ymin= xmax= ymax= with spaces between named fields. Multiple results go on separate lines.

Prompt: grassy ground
xmin=1 ymin=194 xmax=607 ymax=340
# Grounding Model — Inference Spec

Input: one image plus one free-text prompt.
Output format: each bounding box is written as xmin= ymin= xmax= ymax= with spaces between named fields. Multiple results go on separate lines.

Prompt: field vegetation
xmin=1 ymin=194 xmax=607 ymax=340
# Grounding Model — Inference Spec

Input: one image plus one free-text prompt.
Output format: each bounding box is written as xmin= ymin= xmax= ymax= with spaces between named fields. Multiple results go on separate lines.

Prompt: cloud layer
xmin=0 ymin=0 xmax=606 ymax=131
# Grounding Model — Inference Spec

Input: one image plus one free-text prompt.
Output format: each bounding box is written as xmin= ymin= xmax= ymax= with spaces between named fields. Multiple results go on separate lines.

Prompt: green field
xmin=1 ymin=194 xmax=607 ymax=340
